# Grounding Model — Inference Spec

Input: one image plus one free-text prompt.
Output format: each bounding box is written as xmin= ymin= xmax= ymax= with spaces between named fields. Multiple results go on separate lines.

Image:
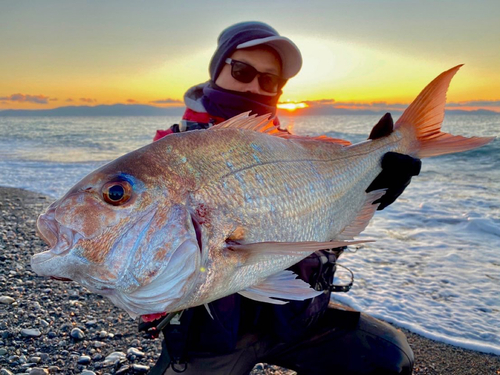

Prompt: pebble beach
xmin=1 ymin=186 xmax=499 ymax=375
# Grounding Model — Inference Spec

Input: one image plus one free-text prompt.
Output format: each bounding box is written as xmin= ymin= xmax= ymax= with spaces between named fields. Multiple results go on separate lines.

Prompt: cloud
xmin=448 ymin=100 xmax=500 ymax=107
xmin=80 ymin=98 xmax=96 ymax=103
xmin=303 ymin=99 xmax=336 ymax=106
xmin=149 ymin=98 xmax=182 ymax=105
xmin=301 ymin=99 xmax=408 ymax=111
xmin=127 ymin=99 xmax=138 ymax=103
xmin=66 ymin=98 xmax=74 ymax=102
xmin=0 ymin=93 xmax=51 ymax=104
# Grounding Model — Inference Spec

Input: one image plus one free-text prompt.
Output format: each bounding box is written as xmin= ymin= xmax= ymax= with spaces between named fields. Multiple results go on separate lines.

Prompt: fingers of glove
xmin=373 ymin=179 xmax=412 ymax=210
xmin=381 ymin=152 xmax=422 ymax=176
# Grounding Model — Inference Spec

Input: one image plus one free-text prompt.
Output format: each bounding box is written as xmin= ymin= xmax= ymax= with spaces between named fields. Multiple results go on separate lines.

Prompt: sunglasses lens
xmin=258 ymin=75 xmax=280 ymax=93
xmin=229 ymin=59 xmax=284 ymax=94
xmin=231 ymin=61 xmax=257 ymax=83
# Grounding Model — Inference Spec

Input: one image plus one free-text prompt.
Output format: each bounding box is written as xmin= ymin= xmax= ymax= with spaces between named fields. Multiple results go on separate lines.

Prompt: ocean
xmin=0 ymin=114 xmax=499 ymax=354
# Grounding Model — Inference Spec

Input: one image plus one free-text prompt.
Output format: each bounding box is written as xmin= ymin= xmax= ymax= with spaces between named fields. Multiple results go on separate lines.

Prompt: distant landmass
xmin=0 ymin=104 xmax=498 ymax=117
xmin=0 ymin=104 xmax=185 ymax=117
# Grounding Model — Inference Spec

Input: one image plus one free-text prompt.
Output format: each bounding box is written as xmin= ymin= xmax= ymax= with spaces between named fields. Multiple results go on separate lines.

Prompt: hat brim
xmin=237 ymin=36 xmax=302 ymax=79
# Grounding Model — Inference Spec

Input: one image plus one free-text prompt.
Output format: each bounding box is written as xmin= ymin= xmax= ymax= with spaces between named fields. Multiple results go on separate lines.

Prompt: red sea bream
xmin=31 ymin=66 xmax=493 ymax=318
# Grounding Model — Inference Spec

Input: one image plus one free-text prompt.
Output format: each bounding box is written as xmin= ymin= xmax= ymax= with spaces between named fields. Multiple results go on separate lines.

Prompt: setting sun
xmin=277 ymin=102 xmax=309 ymax=111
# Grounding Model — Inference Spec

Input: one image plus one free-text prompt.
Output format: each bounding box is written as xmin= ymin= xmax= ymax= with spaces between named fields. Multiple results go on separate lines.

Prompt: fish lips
xmin=37 ymin=204 xmax=81 ymax=255
xmin=33 ymin=211 xmax=82 ymax=280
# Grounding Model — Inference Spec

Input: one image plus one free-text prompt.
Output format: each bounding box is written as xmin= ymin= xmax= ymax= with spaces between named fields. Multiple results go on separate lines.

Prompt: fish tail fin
xmin=395 ymin=65 xmax=494 ymax=158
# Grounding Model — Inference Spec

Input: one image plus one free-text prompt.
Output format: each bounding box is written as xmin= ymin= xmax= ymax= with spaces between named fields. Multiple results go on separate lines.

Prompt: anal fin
xmin=238 ymin=270 xmax=322 ymax=304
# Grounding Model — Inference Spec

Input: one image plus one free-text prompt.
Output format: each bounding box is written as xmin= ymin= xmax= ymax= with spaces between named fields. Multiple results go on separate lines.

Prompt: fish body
xmin=31 ymin=66 xmax=493 ymax=318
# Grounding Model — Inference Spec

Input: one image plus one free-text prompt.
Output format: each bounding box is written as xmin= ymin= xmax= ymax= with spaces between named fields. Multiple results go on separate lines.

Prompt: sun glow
xmin=277 ymin=102 xmax=309 ymax=111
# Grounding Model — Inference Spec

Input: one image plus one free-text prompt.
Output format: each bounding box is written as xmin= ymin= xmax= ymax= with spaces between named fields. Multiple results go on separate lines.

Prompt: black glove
xmin=366 ymin=152 xmax=422 ymax=210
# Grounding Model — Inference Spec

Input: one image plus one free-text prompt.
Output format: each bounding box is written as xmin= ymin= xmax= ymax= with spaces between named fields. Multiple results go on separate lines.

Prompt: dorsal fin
xmin=368 ymin=113 xmax=394 ymax=140
xmin=212 ymin=112 xmax=352 ymax=146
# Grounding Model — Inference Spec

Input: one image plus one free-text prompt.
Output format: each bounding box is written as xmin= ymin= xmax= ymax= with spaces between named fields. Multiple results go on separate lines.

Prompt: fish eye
xmin=102 ymin=180 xmax=132 ymax=206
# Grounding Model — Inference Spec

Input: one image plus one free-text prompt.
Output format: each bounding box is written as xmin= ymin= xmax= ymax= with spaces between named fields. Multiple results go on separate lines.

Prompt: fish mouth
xmin=37 ymin=207 xmax=81 ymax=255
xmin=32 ymin=205 xmax=82 ymax=279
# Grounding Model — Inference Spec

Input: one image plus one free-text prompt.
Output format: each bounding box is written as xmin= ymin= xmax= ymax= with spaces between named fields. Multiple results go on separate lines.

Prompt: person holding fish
xmin=147 ymin=21 xmax=419 ymax=375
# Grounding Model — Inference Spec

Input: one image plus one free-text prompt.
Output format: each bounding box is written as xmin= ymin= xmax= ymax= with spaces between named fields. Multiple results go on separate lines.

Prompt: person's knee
xmin=357 ymin=313 xmax=414 ymax=374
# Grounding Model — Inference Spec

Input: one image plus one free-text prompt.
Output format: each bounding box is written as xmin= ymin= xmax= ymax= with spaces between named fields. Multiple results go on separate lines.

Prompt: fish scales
xmin=31 ymin=66 xmax=494 ymax=317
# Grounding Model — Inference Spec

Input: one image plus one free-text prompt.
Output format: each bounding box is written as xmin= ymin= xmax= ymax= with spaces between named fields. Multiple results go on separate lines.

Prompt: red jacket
xmin=153 ymin=108 xmax=280 ymax=142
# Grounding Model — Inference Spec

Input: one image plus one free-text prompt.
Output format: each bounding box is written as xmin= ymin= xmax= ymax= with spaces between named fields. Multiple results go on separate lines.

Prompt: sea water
xmin=0 ymin=114 xmax=499 ymax=354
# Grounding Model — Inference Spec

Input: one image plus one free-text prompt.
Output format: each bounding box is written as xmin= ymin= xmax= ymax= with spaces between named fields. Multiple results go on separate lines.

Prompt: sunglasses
xmin=225 ymin=58 xmax=286 ymax=94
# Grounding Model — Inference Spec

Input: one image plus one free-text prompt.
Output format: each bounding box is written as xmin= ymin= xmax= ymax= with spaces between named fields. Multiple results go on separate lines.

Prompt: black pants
xmin=160 ymin=303 xmax=414 ymax=375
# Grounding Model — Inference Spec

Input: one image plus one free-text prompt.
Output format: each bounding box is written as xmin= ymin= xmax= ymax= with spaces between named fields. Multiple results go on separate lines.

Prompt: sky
xmin=1 ymin=0 xmax=500 ymax=113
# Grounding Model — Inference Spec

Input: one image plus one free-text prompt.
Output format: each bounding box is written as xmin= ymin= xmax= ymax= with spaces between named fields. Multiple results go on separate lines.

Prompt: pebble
xmin=115 ymin=365 xmax=130 ymax=374
xmin=0 ymin=296 xmax=15 ymax=304
xmin=29 ymin=368 xmax=49 ymax=375
xmin=104 ymin=351 xmax=126 ymax=361
xmin=132 ymin=364 xmax=150 ymax=373
xmin=70 ymin=327 xmax=85 ymax=339
xmin=0 ymin=296 xmax=16 ymax=305
xmin=77 ymin=355 xmax=91 ymax=364
xmin=21 ymin=328 xmax=42 ymax=337
xmin=99 ymin=330 xmax=109 ymax=338
xmin=0 ymin=347 xmax=7 ymax=355
xmin=80 ymin=371 xmax=96 ymax=375
xmin=0 ymin=369 xmax=14 ymax=375
xmin=93 ymin=340 xmax=106 ymax=348
xmin=127 ymin=347 xmax=145 ymax=358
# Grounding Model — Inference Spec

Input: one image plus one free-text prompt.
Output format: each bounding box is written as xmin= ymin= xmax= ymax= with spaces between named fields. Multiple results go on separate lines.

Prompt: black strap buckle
xmin=314 ymin=250 xmax=354 ymax=293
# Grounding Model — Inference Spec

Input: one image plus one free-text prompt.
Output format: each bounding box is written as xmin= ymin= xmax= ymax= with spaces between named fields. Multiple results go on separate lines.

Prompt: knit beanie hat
xmin=208 ymin=21 xmax=302 ymax=81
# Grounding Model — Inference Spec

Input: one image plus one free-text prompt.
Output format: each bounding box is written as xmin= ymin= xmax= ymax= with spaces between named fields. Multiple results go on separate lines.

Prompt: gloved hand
xmin=366 ymin=152 xmax=422 ymax=210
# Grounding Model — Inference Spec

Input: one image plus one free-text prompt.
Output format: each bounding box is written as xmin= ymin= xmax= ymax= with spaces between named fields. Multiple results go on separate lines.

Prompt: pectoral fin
xmin=228 ymin=239 xmax=370 ymax=266
xmin=238 ymin=270 xmax=322 ymax=304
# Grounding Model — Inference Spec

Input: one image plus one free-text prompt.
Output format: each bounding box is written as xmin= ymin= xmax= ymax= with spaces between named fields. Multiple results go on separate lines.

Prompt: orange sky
xmin=1 ymin=1 xmax=499 ymax=113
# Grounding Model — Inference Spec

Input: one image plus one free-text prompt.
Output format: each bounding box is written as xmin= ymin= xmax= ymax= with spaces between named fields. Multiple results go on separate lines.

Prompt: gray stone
xmin=132 ymin=364 xmax=150 ymax=373
xmin=70 ymin=328 xmax=85 ymax=340
xmin=80 ymin=371 xmax=96 ymax=375
xmin=0 ymin=296 xmax=15 ymax=304
xmin=0 ymin=347 xmax=7 ymax=355
xmin=127 ymin=347 xmax=145 ymax=358
xmin=77 ymin=355 xmax=91 ymax=365
xmin=102 ymin=351 xmax=126 ymax=367
xmin=28 ymin=356 xmax=41 ymax=363
xmin=115 ymin=365 xmax=130 ymax=375
xmin=0 ymin=369 xmax=14 ymax=375
xmin=8 ymin=354 xmax=19 ymax=363
xmin=92 ymin=341 xmax=106 ymax=348
xmin=20 ymin=328 xmax=41 ymax=337
xmin=29 ymin=368 xmax=49 ymax=375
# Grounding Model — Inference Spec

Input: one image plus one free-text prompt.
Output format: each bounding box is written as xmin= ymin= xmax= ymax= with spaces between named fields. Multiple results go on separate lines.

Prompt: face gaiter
xmin=201 ymin=82 xmax=281 ymax=120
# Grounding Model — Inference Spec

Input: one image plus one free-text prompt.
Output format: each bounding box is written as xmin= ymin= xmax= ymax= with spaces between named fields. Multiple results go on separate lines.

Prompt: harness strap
xmin=148 ymin=339 xmax=172 ymax=375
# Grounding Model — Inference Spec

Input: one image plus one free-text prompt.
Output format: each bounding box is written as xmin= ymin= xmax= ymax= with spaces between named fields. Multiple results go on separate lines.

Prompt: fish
xmin=31 ymin=65 xmax=493 ymax=319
